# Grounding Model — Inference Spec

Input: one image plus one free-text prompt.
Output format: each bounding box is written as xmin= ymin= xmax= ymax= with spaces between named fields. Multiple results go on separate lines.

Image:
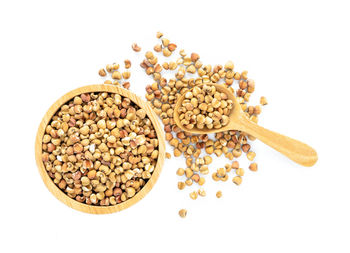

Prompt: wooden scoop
xmin=174 ymin=83 xmax=318 ymax=167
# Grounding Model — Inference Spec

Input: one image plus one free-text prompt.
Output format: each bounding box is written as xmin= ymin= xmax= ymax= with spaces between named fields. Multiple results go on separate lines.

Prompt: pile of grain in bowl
xmin=41 ymin=92 xmax=159 ymax=206
xmin=178 ymin=85 xmax=233 ymax=130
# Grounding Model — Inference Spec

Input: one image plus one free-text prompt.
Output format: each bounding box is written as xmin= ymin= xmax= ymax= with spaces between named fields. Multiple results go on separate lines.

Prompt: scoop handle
xmin=237 ymin=116 xmax=318 ymax=167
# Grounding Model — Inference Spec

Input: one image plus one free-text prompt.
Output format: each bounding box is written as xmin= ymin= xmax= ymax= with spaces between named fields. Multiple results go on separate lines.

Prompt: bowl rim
xmin=35 ymin=84 xmax=165 ymax=214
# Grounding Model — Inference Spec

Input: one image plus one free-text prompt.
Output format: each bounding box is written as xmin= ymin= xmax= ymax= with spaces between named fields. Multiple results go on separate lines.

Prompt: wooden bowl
xmin=35 ymin=84 xmax=165 ymax=214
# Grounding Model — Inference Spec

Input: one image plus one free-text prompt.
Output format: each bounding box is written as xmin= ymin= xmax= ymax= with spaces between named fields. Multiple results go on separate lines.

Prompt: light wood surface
xmin=174 ymin=83 xmax=318 ymax=167
xmin=35 ymin=84 xmax=165 ymax=214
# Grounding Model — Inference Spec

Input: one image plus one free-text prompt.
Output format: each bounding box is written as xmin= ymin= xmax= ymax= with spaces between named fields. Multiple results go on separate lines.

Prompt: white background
xmin=0 ymin=0 xmax=349 ymax=252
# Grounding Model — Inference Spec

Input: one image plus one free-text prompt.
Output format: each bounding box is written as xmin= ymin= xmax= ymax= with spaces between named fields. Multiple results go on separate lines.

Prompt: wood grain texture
xmin=35 ymin=84 xmax=165 ymax=214
xmin=174 ymin=83 xmax=317 ymax=167
xmin=234 ymin=115 xmax=318 ymax=166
